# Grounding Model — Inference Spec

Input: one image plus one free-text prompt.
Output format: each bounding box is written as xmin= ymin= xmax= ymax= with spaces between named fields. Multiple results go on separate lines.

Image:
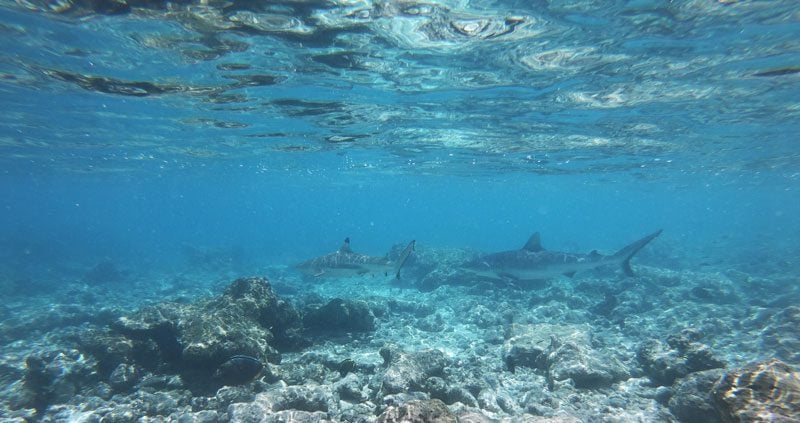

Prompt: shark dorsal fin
xmin=339 ymin=237 xmax=353 ymax=253
xmin=522 ymin=232 xmax=543 ymax=252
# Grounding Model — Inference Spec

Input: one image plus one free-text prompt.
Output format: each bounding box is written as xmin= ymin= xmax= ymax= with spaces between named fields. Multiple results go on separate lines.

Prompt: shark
xmin=295 ymin=238 xmax=416 ymax=279
xmin=460 ymin=230 xmax=662 ymax=282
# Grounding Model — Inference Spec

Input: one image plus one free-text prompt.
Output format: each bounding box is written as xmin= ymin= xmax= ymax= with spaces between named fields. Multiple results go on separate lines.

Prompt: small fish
xmin=338 ymin=358 xmax=356 ymax=377
xmin=213 ymin=355 xmax=264 ymax=386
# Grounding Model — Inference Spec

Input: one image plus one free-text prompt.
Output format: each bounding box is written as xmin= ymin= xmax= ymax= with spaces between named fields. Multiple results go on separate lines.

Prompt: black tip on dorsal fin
xmin=339 ymin=237 xmax=353 ymax=253
xmin=522 ymin=232 xmax=543 ymax=252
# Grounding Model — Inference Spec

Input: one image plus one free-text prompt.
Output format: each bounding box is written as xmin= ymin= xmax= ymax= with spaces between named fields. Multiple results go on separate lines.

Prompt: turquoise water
xmin=1 ymin=0 xmax=799 ymax=420
xmin=2 ymin=0 xmax=798 ymax=276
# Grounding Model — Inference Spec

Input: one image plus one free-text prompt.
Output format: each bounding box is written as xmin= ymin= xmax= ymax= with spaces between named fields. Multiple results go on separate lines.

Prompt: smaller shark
xmin=295 ymin=238 xmax=416 ymax=279
xmin=461 ymin=230 xmax=662 ymax=282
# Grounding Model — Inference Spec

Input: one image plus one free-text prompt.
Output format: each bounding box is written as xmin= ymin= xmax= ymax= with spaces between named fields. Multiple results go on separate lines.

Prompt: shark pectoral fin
xmin=622 ymin=261 xmax=635 ymax=277
xmin=313 ymin=269 xmax=326 ymax=277
xmin=563 ymin=271 xmax=576 ymax=278
xmin=498 ymin=272 xmax=519 ymax=281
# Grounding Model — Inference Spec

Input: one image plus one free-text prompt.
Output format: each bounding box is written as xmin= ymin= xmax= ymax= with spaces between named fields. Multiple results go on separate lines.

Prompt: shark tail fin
xmin=612 ymin=230 xmax=662 ymax=277
xmin=394 ymin=240 xmax=416 ymax=279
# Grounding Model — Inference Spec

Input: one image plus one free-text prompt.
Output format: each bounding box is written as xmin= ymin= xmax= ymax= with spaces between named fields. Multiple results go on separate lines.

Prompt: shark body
xmin=295 ymin=238 xmax=415 ymax=279
xmin=461 ymin=230 xmax=662 ymax=281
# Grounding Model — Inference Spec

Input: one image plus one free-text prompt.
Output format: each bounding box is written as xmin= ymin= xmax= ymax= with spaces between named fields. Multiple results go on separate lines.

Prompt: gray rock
xmin=387 ymin=299 xmax=435 ymax=317
xmin=423 ymin=376 xmax=477 ymax=407
xmin=78 ymin=326 xmax=158 ymax=379
xmin=15 ymin=349 xmax=99 ymax=410
xmin=180 ymin=277 xmax=286 ymax=370
xmin=334 ymin=373 xmax=367 ymax=402
xmin=502 ymin=324 xmax=590 ymax=372
xmin=760 ymin=306 xmax=800 ymax=364
xmin=258 ymin=385 xmax=333 ymax=413
xmin=451 ymin=410 xmax=498 ymax=422
xmin=216 ymin=385 xmax=256 ymax=407
xmin=111 ymin=303 xmax=183 ymax=365
xmin=477 ymin=389 xmax=503 ymax=413
xmin=495 ymin=389 xmax=521 ymax=414
xmin=86 ymin=381 xmax=113 ymax=400
xmin=377 ymin=399 xmax=457 ymax=423
xmin=668 ymin=369 xmax=724 ymax=423
xmin=447 ymin=388 xmax=477 ymax=407
xmin=6 ymin=380 xmax=36 ymax=411
xmin=543 ymin=334 xmax=629 ymax=389
xmin=303 ymin=298 xmax=375 ymax=333
xmin=712 ymin=359 xmax=800 ymax=422
xmin=379 ymin=347 xmax=449 ymax=395
xmin=172 ymin=410 xmax=219 ymax=423
xmin=521 ymin=389 xmax=560 ymax=417
xmin=654 ymin=386 xmax=672 ymax=405
xmin=227 ymin=400 xmax=269 ymax=423
xmin=111 ymin=277 xmax=302 ymax=388
xmin=109 ymin=363 xmax=140 ymax=391
xmin=339 ymin=403 xmax=379 ymax=423
xmin=100 ymin=405 xmax=137 ymax=422
xmin=466 ymin=304 xmax=503 ymax=328
xmin=423 ymin=376 xmax=449 ymax=402
xmin=637 ymin=336 xmax=725 ymax=386
xmin=263 ymin=410 xmax=329 ymax=422
xmin=136 ymin=389 xmax=191 ymax=416
xmin=417 ymin=313 xmax=446 ymax=332
xmin=381 ymin=391 xmax=430 ymax=409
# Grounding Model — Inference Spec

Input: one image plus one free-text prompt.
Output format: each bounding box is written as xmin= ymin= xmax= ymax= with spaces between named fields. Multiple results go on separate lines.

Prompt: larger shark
xmin=295 ymin=238 xmax=416 ymax=279
xmin=461 ymin=230 xmax=662 ymax=282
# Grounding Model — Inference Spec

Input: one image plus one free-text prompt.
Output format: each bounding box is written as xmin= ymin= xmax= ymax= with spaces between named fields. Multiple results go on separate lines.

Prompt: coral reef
xmin=109 ymin=277 xmax=302 ymax=390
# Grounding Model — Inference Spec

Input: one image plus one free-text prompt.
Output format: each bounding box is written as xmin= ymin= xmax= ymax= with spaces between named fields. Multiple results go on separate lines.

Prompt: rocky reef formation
xmin=503 ymin=323 xmax=629 ymax=389
xmin=379 ymin=346 xmax=450 ymax=395
xmin=378 ymin=399 xmax=457 ymax=422
xmin=5 ymin=349 xmax=100 ymax=413
xmin=637 ymin=329 xmax=726 ymax=386
xmin=105 ymin=277 xmax=303 ymax=390
xmin=3 ymin=277 xmax=307 ymax=417
xmin=303 ymin=298 xmax=376 ymax=333
xmin=2 ymin=258 xmax=798 ymax=422
xmin=712 ymin=359 xmax=800 ymax=422
xmin=668 ymin=369 xmax=726 ymax=423
xmin=759 ymin=306 xmax=800 ymax=365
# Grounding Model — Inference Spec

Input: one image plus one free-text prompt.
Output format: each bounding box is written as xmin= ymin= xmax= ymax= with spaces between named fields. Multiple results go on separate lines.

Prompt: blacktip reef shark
xmin=295 ymin=238 xmax=416 ymax=279
xmin=461 ymin=230 xmax=662 ymax=282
